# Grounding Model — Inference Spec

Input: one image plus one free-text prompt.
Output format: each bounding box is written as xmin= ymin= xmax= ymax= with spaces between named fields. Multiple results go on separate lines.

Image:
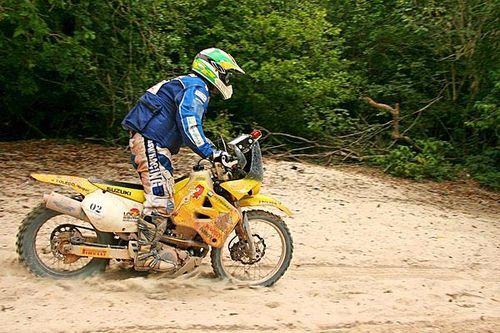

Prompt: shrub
xmin=466 ymin=148 xmax=500 ymax=191
xmin=373 ymin=139 xmax=457 ymax=181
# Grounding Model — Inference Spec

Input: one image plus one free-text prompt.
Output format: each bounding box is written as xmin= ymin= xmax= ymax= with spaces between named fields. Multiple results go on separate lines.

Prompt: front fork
xmin=234 ymin=205 xmax=257 ymax=260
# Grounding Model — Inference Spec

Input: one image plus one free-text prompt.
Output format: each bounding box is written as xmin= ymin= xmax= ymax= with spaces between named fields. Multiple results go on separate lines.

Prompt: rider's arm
xmin=175 ymin=86 xmax=215 ymax=158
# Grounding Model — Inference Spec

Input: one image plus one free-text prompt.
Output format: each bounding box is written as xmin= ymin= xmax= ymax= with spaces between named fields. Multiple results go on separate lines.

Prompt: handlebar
xmin=193 ymin=130 xmax=263 ymax=180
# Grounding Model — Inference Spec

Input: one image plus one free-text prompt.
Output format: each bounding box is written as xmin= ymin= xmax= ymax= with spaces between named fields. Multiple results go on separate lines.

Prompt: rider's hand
xmin=211 ymin=150 xmax=238 ymax=168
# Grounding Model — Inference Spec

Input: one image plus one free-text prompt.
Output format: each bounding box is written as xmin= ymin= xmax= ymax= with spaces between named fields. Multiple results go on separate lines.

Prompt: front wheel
xmin=211 ymin=210 xmax=293 ymax=287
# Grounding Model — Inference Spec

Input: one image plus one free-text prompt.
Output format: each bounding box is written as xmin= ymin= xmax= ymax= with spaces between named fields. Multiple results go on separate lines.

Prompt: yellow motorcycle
xmin=16 ymin=130 xmax=293 ymax=286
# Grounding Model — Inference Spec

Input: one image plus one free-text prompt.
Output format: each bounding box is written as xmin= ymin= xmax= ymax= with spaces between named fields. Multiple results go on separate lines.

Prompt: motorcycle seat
xmin=88 ymin=176 xmax=145 ymax=202
xmin=88 ymin=177 xmax=144 ymax=190
xmin=87 ymin=176 xmax=189 ymax=203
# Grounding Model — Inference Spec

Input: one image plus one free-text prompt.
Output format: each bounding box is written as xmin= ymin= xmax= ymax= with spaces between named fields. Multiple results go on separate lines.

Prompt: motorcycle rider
xmin=121 ymin=48 xmax=245 ymax=272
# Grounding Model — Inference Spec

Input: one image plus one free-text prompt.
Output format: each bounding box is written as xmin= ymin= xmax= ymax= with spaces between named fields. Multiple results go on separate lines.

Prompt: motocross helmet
xmin=192 ymin=47 xmax=245 ymax=100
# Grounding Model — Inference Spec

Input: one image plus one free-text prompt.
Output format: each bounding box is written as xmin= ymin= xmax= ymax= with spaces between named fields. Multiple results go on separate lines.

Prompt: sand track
xmin=0 ymin=141 xmax=498 ymax=332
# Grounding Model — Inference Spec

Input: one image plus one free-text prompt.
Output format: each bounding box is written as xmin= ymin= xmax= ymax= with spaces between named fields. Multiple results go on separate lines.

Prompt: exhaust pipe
xmin=44 ymin=192 xmax=90 ymax=222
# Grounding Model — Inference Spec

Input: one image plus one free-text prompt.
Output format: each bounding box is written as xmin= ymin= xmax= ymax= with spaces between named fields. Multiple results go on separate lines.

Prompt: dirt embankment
xmin=0 ymin=140 xmax=498 ymax=333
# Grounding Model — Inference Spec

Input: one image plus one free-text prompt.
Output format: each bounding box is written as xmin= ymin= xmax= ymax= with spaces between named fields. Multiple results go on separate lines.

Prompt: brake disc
xmin=228 ymin=234 xmax=266 ymax=265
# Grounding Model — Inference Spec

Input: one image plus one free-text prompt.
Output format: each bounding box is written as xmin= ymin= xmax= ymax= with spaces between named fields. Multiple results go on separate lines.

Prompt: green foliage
xmin=189 ymin=0 xmax=356 ymax=137
xmin=203 ymin=112 xmax=239 ymax=141
xmin=306 ymin=108 xmax=357 ymax=138
xmin=373 ymin=140 xmax=458 ymax=181
xmin=327 ymin=0 xmax=499 ymax=189
xmin=465 ymin=148 xmax=500 ymax=191
xmin=0 ymin=0 xmax=196 ymax=138
xmin=0 ymin=0 xmax=499 ymax=189
xmin=465 ymin=69 xmax=500 ymax=145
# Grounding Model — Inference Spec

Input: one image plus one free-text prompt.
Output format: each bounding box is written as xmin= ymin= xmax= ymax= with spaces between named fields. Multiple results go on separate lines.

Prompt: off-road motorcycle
xmin=16 ymin=130 xmax=293 ymax=286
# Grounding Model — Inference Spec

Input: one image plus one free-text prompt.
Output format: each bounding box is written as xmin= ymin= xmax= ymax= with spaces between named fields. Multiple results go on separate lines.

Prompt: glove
xmin=211 ymin=150 xmax=238 ymax=168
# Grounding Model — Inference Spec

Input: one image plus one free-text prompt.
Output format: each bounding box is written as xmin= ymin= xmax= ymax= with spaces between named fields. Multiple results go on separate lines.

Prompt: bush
xmin=373 ymin=139 xmax=457 ymax=181
xmin=466 ymin=148 xmax=500 ymax=191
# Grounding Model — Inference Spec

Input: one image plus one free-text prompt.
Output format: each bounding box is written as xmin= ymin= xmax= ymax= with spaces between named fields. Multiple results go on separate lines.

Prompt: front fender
xmin=239 ymin=194 xmax=293 ymax=217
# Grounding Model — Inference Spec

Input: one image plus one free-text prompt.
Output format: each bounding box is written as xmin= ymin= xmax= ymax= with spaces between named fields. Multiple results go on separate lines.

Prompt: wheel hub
xmin=228 ymin=234 xmax=266 ymax=265
xmin=50 ymin=224 xmax=82 ymax=264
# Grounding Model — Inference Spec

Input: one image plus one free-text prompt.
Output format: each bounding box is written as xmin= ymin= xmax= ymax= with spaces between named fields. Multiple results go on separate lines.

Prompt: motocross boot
xmin=135 ymin=215 xmax=183 ymax=272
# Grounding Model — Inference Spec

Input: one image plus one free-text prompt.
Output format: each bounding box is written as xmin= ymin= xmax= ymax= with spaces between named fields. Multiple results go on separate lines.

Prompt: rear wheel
xmin=16 ymin=203 xmax=113 ymax=278
xmin=211 ymin=210 xmax=293 ymax=287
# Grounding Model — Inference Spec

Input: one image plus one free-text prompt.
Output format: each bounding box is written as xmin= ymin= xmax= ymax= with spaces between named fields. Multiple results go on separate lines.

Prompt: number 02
xmin=89 ymin=203 xmax=102 ymax=214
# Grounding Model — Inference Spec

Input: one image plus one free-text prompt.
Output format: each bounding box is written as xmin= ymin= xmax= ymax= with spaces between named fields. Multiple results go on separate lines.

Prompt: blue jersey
xmin=122 ymin=74 xmax=215 ymax=158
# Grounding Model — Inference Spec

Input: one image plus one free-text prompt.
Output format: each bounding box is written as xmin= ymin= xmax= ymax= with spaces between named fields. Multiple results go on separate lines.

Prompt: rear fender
xmin=31 ymin=173 xmax=98 ymax=195
xmin=239 ymin=194 xmax=292 ymax=217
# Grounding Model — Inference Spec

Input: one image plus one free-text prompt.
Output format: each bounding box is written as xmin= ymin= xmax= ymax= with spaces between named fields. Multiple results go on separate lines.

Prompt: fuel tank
xmin=172 ymin=170 xmax=241 ymax=248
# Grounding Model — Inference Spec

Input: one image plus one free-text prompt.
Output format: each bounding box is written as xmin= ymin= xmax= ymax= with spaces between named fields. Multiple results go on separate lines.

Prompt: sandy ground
xmin=0 ymin=140 xmax=499 ymax=333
